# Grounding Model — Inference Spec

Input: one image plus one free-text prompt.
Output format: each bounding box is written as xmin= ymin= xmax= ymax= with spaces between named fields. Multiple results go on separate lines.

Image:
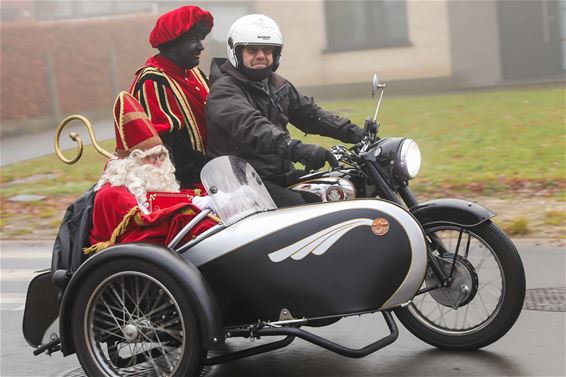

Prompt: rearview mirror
xmin=371 ymin=74 xmax=379 ymax=98
xmin=371 ymin=73 xmax=385 ymax=98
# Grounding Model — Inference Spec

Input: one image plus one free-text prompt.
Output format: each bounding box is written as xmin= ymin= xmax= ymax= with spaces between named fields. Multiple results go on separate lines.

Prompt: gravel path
xmin=1 ymin=195 xmax=563 ymax=244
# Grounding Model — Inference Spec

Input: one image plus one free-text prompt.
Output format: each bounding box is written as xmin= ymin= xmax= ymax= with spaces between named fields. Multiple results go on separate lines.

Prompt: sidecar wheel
xmin=395 ymin=221 xmax=525 ymax=350
xmin=71 ymin=259 xmax=204 ymax=377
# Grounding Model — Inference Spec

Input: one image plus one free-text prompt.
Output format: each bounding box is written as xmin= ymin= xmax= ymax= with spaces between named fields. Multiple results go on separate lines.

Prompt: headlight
xmin=398 ymin=139 xmax=421 ymax=179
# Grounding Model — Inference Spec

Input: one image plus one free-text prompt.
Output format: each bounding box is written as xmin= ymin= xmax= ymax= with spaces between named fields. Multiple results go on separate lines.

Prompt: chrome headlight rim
xmin=397 ymin=138 xmax=421 ymax=180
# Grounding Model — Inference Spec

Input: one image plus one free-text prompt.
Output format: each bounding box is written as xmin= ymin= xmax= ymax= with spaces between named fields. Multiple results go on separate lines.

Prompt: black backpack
xmin=51 ymin=185 xmax=96 ymax=286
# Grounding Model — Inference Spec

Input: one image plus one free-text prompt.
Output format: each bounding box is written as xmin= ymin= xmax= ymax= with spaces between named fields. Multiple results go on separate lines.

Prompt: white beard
xmin=130 ymin=160 xmax=179 ymax=193
xmin=125 ymin=159 xmax=179 ymax=204
xmin=95 ymin=146 xmax=180 ymax=206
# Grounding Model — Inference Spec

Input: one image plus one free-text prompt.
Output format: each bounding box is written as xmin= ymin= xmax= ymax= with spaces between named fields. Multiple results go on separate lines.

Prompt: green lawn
xmin=3 ymin=86 xmax=564 ymax=197
xmin=1 ymin=86 xmax=564 ymax=237
xmin=307 ymin=86 xmax=565 ymax=194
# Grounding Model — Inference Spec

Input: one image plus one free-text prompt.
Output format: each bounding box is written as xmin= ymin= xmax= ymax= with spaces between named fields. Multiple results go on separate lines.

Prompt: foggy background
xmin=1 ymin=0 xmax=564 ymax=138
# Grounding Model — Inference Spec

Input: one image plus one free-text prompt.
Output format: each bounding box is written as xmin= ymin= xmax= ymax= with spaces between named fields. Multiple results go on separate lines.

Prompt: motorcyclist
xmin=205 ymin=14 xmax=364 ymax=207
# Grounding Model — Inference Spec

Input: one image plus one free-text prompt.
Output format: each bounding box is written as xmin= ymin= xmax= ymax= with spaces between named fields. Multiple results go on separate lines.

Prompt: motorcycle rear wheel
xmin=395 ymin=221 xmax=525 ymax=350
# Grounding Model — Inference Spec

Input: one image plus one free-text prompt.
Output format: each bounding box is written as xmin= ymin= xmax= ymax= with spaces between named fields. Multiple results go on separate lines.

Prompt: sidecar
xmin=23 ymin=156 xmax=427 ymax=377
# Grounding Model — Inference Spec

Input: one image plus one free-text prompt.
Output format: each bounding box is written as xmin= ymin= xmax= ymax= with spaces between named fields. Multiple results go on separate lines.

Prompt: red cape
xmin=87 ymin=184 xmax=217 ymax=253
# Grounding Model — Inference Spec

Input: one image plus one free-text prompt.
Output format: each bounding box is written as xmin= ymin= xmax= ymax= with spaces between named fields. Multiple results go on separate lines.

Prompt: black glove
xmin=363 ymin=117 xmax=378 ymax=135
xmin=286 ymin=140 xmax=338 ymax=172
xmin=339 ymin=124 xmax=365 ymax=144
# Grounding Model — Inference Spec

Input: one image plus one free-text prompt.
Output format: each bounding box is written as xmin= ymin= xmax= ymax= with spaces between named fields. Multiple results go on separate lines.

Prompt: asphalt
xmin=0 ymin=239 xmax=564 ymax=377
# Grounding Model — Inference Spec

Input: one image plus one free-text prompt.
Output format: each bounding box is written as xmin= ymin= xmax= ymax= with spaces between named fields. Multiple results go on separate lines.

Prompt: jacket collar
xmin=212 ymin=58 xmax=286 ymax=91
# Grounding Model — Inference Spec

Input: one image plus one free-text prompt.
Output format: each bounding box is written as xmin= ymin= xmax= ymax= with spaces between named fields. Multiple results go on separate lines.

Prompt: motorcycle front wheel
xmin=71 ymin=259 xmax=204 ymax=377
xmin=395 ymin=221 xmax=525 ymax=350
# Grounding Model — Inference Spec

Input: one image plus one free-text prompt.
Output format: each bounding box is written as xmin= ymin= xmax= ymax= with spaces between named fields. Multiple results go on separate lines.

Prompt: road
xmin=0 ymin=240 xmax=564 ymax=377
xmin=0 ymin=118 xmax=114 ymax=167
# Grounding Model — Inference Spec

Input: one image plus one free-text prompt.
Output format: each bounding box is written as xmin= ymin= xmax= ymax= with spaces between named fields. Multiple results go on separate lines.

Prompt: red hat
xmin=113 ymin=92 xmax=162 ymax=158
xmin=150 ymin=6 xmax=214 ymax=48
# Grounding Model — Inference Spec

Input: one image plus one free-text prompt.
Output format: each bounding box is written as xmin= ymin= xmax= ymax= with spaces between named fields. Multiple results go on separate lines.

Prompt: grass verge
xmin=1 ymin=86 xmax=564 ymax=239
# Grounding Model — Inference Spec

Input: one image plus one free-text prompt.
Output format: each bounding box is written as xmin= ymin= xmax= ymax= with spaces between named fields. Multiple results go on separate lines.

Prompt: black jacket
xmin=205 ymin=59 xmax=359 ymax=186
xmin=159 ymin=127 xmax=210 ymax=187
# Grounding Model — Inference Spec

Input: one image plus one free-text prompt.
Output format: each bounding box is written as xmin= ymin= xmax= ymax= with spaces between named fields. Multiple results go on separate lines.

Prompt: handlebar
xmin=330 ymin=116 xmax=382 ymax=167
xmin=363 ymin=117 xmax=380 ymax=138
xmin=331 ymin=131 xmax=381 ymax=167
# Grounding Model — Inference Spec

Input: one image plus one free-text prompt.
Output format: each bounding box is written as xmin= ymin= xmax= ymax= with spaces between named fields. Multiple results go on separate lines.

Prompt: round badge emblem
xmin=371 ymin=218 xmax=390 ymax=236
xmin=325 ymin=187 xmax=345 ymax=201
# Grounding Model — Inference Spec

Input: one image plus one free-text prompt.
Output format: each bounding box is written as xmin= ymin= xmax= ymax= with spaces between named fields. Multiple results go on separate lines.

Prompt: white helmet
xmin=227 ymin=14 xmax=284 ymax=71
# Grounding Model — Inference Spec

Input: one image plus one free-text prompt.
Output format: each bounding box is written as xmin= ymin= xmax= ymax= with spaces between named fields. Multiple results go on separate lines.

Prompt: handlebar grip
xmin=363 ymin=117 xmax=373 ymax=133
xmin=364 ymin=117 xmax=379 ymax=135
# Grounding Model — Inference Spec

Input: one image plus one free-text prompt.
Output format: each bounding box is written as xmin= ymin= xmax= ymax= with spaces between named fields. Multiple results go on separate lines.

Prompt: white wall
xmin=254 ymin=0 xmax=452 ymax=87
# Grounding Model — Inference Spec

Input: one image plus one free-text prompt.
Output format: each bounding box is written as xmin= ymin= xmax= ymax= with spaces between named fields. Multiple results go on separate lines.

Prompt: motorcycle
xmin=22 ymin=76 xmax=526 ymax=377
xmin=290 ymin=74 xmax=526 ymax=350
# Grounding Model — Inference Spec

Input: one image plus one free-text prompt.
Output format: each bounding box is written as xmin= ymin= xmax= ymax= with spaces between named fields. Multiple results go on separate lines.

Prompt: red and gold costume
xmin=131 ymin=55 xmax=209 ymax=150
xmin=130 ymin=6 xmax=214 ymax=186
xmin=131 ymin=57 xmax=210 ymax=186
xmin=86 ymin=184 xmax=216 ymax=254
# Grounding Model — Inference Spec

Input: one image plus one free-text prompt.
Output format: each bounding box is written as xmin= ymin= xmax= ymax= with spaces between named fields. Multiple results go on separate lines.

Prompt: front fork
xmin=416 ymin=227 xmax=473 ymax=296
xmin=396 ymin=185 xmax=448 ymax=289
xmin=397 ymin=185 xmax=470 ymax=294
xmin=365 ymin=169 xmax=473 ymax=294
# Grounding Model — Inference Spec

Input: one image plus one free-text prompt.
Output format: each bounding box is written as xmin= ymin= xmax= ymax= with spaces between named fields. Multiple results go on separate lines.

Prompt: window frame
xmin=323 ymin=0 xmax=411 ymax=53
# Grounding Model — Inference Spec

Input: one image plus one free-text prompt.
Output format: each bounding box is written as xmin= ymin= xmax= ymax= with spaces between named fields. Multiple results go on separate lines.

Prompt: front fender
xmin=58 ymin=243 xmax=223 ymax=356
xmin=410 ymin=198 xmax=495 ymax=228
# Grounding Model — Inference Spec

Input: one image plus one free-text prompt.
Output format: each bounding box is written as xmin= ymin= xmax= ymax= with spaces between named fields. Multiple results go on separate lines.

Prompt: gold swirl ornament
xmin=54 ymin=115 xmax=113 ymax=164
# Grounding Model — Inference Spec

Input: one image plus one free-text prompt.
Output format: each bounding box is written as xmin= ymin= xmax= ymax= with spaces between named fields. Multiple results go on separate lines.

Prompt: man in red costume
xmin=85 ymin=92 xmax=217 ymax=254
xmin=130 ymin=5 xmax=213 ymax=187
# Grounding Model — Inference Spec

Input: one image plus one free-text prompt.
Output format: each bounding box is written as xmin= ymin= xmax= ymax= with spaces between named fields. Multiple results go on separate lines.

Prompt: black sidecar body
xmin=24 ymin=198 xmax=427 ymax=348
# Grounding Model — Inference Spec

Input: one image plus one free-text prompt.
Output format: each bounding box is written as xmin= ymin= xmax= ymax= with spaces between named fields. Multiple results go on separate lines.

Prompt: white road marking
xmin=1 ymin=293 xmax=27 ymax=311
xmin=0 ymin=250 xmax=52 ymax=259
xmin=0 ymin=246 xmax=51 ymax=311
xmin=0 ymin=269 xmax=44 ymax=281
xmin=0 ymin=292 xmax=26 ymax=304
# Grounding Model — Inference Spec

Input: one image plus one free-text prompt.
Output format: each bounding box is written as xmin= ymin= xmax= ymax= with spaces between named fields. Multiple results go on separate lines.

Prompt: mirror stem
xmin=373 ymin=88 xmax=385 ymax=122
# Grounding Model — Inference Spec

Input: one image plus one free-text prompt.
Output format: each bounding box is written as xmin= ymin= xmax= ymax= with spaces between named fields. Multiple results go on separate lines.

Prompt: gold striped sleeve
xmin=167 ymin=77 xmax=204 ymax=152
xmin=152 ymin=81 xmax=176 ymax=133
xmin=141 ymin=67 xmax=204 ymax=153
xmin=139 ymin=84 xmax=152 ymax=120
xmin=191 ymin=68 xmax=209 ymax=92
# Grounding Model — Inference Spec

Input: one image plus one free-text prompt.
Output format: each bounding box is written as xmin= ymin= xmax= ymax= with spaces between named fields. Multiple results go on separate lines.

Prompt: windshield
xmin=200 ymin=156 xmax=277 ymax=225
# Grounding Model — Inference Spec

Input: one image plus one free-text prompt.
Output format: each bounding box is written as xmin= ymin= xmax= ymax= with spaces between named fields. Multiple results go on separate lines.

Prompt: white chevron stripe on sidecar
xmin=185 ymin=199 xmax=427 ymax=308
xmin=268 ymin=219 xmax=373 ymax=262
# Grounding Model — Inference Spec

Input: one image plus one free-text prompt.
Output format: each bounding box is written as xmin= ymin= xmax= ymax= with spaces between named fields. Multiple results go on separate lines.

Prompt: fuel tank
xmin=184 ymin=199 xmax=427 ymax=327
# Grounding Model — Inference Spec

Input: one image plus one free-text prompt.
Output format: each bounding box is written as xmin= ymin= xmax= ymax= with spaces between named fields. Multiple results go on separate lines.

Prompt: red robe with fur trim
xmin=86 ymin=183 xmax=216 ymax=253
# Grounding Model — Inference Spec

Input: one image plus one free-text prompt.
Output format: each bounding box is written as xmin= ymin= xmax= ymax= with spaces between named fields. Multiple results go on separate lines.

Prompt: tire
xmin=395 ymin=221 xmax=526 ymax=350
xmin=71 ymin=259 xmax=204 ymax=377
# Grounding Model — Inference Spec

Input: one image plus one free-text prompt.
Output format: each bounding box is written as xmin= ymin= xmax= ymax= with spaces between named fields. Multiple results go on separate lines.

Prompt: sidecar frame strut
xmin=204 ymin=336 xmax=295 ymax=365
xmin=206 ymin=311 xmax=398 ymax=364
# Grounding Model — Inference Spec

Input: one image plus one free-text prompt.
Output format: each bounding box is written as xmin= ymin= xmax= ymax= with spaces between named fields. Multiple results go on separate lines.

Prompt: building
xmin=1 ymin=0 xmax=564 ymax=135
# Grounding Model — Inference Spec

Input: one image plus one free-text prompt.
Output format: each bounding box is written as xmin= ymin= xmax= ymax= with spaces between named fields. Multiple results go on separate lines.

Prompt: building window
xmin=196 ymin=3 xmax=250 ymax=63
xmin=324 ymin=0 xmax=410 ymax=52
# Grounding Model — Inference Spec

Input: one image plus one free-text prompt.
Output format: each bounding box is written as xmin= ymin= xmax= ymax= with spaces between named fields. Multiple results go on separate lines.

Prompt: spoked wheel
xmin=72 ymin=259 xmax=204 ymax=377
xmin=395 ymin=221 xmax=525 ymax=350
